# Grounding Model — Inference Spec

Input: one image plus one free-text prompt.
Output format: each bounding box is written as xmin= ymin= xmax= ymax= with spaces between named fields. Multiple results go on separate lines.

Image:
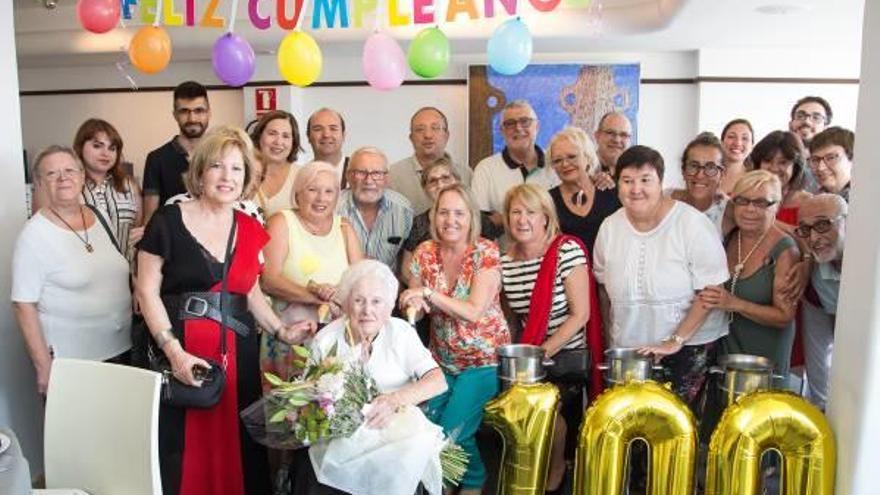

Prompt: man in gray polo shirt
xmin=389 ymin=107 xmax=472 ymax=214
xmin=797 ymin=193 xmax=847 ymax=411
xmin=338 ymin=146 xmax=413 ymax=274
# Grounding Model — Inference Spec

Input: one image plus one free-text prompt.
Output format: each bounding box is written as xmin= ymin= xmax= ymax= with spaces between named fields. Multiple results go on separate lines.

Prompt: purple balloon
xmin=362 ymin=32 xmax=406 ymax=91
xmin=213 ymin=33 xmax=256 ymax=87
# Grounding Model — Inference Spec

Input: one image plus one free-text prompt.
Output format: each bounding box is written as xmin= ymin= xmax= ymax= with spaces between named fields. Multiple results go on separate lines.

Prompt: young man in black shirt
xmin=142 ymin=81 xmax=211 ymax=223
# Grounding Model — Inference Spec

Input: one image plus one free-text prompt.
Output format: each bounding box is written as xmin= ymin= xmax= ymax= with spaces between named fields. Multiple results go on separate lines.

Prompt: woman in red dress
xmin=136 ymin=126 xmax=315 ymax=495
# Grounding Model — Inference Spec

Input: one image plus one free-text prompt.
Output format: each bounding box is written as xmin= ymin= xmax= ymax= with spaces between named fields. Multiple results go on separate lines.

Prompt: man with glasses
xmin=788 ymin=96 xmax=833 ymax=146
xmin=337 ymin=146 xmax=413 ymax=272
xmin=809 ymin=126 xmax=854 ymax=202
xmin=472 ymin=100 xmax=558 ymax=229
xmin=389 ymin=107 xmax=472 ymax=214
xmin=594 ymin=111 xmax=633 ymax=176
xmin=797 ymin=194 xmax=847 ymax=411
xmin=142 ymin=81 xmax=211 ymax=223
xmin=307 ymin=107 xmax=349 ymax=188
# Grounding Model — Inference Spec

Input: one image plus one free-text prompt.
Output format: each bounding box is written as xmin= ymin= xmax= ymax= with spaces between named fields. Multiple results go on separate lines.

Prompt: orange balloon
xmin=128 ymin=26 xmax=172 ymax=74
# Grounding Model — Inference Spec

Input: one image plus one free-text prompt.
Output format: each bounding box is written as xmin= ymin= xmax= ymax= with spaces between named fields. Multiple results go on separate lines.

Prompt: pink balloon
xmin=76 ymin=0 xmax=120 ymax=34
xmin=362 ymin=32 xmax=406 ymax=91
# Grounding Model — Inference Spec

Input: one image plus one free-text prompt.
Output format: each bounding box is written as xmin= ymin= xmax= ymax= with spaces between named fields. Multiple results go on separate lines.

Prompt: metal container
xmin=597 ymin=348 xmax=664 ymax=385
xmin=497 ymin=344 xmax=547 ymax=390
xmin=709 ymin=354 xmax=783 ymax=407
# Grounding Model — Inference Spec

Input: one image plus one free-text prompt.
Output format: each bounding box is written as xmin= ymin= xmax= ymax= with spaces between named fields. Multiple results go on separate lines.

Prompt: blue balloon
xmin=487 ymin=18 xmax=533 ymax=75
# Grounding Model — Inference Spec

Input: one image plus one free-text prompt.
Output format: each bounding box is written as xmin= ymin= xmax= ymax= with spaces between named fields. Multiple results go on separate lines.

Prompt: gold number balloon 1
xmin=706 ymin=390 xmax=835 ymax=495
xmin=483 ymin=382 xmax=560 ymax=495
xmin=574 ymin=381 xmax=697 ymax=495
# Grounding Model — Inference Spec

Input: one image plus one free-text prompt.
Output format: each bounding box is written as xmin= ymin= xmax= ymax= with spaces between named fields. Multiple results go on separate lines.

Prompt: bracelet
xmin=155 ymin=329 xmax=176 ymax=349
xmin=421 ymin=286 xmax=434 ymax=302
xmin=802 ymin=253 xmax=814 ymax=262
xmin=663 ymin=334 xmax=685 ymax=345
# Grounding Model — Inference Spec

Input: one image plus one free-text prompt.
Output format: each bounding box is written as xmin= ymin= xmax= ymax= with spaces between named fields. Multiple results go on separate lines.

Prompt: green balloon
xmin=407 ymin=27 xmax=450 ymax=79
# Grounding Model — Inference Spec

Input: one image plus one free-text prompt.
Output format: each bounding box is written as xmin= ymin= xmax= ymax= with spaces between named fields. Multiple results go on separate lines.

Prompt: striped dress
xmin=501 ymin=240 xmax=587 ymax=350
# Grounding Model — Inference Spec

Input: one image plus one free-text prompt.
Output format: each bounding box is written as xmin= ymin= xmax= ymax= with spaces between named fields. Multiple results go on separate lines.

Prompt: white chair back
xmin=44 ymin=358 xmax=162 ymax=495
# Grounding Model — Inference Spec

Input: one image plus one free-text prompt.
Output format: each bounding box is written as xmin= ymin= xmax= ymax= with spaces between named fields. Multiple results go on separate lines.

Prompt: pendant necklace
xmin=728 ymin=229 xmax=769 ymax=320
xmin=50 ymin=205 xmax=93 ymax=253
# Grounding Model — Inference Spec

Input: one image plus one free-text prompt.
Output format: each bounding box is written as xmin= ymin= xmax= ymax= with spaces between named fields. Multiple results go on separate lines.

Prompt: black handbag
xmin=149 ymin=214 xmax=237 ymax=409
xmin=546 ymin=348 xmax=590 ymax=385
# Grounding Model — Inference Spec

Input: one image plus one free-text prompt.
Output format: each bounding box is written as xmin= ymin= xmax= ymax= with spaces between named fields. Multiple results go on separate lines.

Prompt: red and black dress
xmin=139 ymin=205 xmax=270 ymax=495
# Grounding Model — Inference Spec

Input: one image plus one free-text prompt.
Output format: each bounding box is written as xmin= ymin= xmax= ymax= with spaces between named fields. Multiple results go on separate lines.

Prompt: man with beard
xmin=337 ymin=146 xmax=413 ymax=273
xmin=797 ymin=194 xmax=847 ymax=411
xmin=142 ymin=81 xmax=211 ymax=222
xmin=306 ymin=107 xmax=349 ymax=188
xmin=389 ymin=107 xmax=472 ymax=214
xmin=472 ymin=99 xmax=558 ymax=229
xmin=789 ymin=96 xmax=833 ymax=147
xmin=594 ymin=111 xmax=633 ymax=176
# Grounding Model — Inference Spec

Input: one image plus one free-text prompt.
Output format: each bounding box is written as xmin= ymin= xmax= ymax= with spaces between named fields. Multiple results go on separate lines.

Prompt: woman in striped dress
xmin=500 ymin=183 xmax=602 ymax=493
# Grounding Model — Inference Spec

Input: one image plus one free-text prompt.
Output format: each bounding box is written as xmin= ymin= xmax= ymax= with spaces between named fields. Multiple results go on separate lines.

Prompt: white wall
xmin=0 ymin=0 xmax=40 ymax=476
xmin=19 ymin=89 xmax=245 ymax=182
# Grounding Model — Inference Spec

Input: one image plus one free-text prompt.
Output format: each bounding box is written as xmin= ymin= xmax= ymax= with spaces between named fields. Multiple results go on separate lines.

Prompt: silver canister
xmin=709 ymin=354 xmax=784 ymax=407
xmin=597 ymin=348 xmax=664 ymax=385
xmin=497 ymin=344 xmax=547 ymax=390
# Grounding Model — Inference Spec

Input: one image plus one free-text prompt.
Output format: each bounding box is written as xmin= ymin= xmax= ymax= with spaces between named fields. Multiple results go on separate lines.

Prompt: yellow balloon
xmin=483 ymin=382 xmax=559 ymax=495
xmin=574 ymin=380 xmax=696 ymax=495
xmin=706 ymin=390 xmax=835 ymax=495
xmin=128 ymin=26 xmax=172 ymax=74
xmin=277 ymin=31 xmax=322 ymax=87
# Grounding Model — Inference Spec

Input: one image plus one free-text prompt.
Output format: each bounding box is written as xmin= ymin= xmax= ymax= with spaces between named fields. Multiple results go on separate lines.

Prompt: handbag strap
xmin=218 ymin=212 xmax=238 ymax=367
xmin=520 ymin=234 xmax=568 ymax=345
xmin=84 ymin=203 xmax=122 ymax=254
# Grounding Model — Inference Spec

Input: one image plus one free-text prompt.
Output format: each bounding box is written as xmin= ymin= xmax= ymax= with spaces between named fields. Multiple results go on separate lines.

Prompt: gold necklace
xmin=730 ymin=228 xmax=770 ymax=296
xmin=49 ymin=206 xmax=93 ymax=253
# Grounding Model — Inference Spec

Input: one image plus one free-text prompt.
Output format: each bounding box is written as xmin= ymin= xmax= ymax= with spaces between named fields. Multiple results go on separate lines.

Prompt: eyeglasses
xmin=350 ymin=169 xmax=388 ymax=181
xmin=41 ymin=167 xmax=82 ymax=181
xmin=809 ymin=152 xmax=842 ymax=168
xmin=731 ymin=196 xmax=778 ymax=209
xmin=550 ymin=154 xmax=581 ymax=167
xmin=795 ymin=216 xmax=845 ymax=237
xmin=502 ymin=117 xmax=535 ymax=130
xmin=599 ymin=129 xmax=632 ymax=140
xmin=793 ymin=111 xmax=827 ymax=124
xmin=684 ymin=161 xmax=724 ymax=177
xmin=425 ymin=173 xmax=455 ymax=187
xmin=175 ymin=107 xmax=209 ymax=117
xmin=412 ymin=125 xmax=447 ymax=135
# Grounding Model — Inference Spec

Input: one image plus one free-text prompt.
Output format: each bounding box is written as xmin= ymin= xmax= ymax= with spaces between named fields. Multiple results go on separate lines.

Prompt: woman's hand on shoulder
xmin=592 ymin=171 xmax=615 ymax=191
xmin=399 ymin=288 xmax=430 ymax=316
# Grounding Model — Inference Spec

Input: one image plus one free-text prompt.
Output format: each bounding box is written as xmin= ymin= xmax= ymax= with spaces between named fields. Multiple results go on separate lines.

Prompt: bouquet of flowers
xmin=241 ymin=344 xmax=467 ymax=489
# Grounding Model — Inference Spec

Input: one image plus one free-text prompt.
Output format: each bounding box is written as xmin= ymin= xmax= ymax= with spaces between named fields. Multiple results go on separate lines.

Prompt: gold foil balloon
xmin=484 ymin=382 xmax=560 ymax=495
xmin=706 ymin=390 xmax=835 ymax=495
xmin=574 ymin=381 xmax=696 ymax=495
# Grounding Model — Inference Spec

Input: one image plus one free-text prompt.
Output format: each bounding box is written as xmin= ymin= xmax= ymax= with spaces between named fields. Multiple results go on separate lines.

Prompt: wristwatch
xmin=664 ymin=334 xmax=685 ymax=345
xmin=421 ymin=287 xmax=434 ymax=302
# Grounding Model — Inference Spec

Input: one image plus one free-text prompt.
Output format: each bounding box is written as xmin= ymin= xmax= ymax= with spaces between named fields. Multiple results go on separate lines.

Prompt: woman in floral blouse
xmin=399 ymin=183 xmax=510 ymax=495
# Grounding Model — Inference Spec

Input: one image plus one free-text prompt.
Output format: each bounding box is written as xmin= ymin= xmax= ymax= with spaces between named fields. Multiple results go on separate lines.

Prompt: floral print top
xmin=409 ymin=238 xmax=510 ymax=374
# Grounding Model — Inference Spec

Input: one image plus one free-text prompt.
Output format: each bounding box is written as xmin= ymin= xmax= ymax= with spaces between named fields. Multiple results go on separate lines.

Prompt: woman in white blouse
xmin=13 ymin=146 xmax=131 ymax=394
xmin=593 ymin=145 xmax=729 ymax=408
xmin=293 ymin=259 xmax=447 ymax=494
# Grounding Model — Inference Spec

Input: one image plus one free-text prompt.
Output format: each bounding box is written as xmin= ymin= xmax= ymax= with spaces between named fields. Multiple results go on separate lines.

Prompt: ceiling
xmin=14 ymin=0 xmax=866 ymax=68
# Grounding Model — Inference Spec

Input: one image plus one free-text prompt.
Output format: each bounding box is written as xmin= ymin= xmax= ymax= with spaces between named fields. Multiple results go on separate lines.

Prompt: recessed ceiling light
xmin=755 ymin=4 xmax=808 ymax=15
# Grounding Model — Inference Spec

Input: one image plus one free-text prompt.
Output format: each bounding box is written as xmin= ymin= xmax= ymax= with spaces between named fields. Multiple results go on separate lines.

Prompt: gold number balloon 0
xmin=574 ymin=381 xmax=697 ymax=495
xmin=483 ymin=382 xmax=560 ymax=495
xmin=706 ymin=390 xmax=836 ymax=495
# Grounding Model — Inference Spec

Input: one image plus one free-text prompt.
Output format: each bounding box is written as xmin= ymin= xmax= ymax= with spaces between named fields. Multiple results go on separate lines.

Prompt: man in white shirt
xmin=471 ymin=100 xmax=558 ymax=229
xmin=307 ymin=107 xmax=350 ymax=187
xmin=594 ymin=111 xmax=633 ymax=176
xmin=797 ymin=193 xmax=847 ymax=411
xmin=389 ymin=107 xmax=472 ymax=214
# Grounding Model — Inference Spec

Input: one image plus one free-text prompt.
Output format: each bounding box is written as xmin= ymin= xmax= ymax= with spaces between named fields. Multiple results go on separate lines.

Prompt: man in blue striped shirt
xmin=337 ymin=146 xmax=414 ymax=275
